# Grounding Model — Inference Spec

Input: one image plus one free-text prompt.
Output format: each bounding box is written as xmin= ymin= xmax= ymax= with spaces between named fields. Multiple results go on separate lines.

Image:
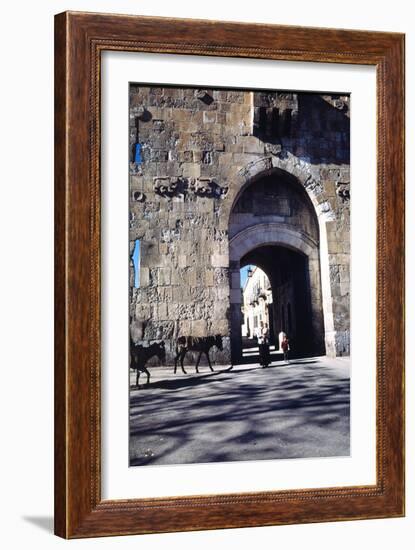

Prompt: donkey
xmin=174 ymin=335 xmax=223 ymax=374
xmin=130 ymin=338 xmax=166 ymax=387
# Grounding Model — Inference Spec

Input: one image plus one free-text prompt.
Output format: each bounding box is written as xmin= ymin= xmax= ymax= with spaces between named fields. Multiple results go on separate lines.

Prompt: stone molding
xmin=229 ymin=222 xmax=319 ymax=264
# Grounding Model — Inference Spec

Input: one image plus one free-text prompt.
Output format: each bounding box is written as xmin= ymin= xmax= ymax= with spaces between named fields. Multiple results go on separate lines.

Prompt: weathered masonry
xmin=129 ymin=86 xmax=350 ymax=364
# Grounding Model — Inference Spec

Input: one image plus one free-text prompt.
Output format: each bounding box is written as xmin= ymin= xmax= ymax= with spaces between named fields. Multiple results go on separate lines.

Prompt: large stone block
xmin=187 ymin=268 xmax=198 ymax=287
xmin=182 ymin=163 xmax=201 ymax=178
xmin=240 ymin=136 xmax=265 ymax=154
xmin=167 ymin=302 xmax=179 ymax=318
xmin=157 ymin=286 xmax=173 ymax=303
xmin=178 ymin=255 xmax=187 ymax=268
xmin=205 ymin=270 xmax=214 ymax=287
xmin=158 ymin=302 xmax=168 ymax=320
xmin=179 ymin=320 xmax=192 ymax=335
xmin=140 ymin=267 xmax=150 ymax=287
xmin=212 ymin=319 xmax=230 ymax=335
xmin=170 ymin=269 xmax=184 ymax=286
xmin=159 ymin=242 xmax=168 ymax=255
xmin=172 ymin=286 xmax=191 ymax=303
xmin=191 ymin=319 xmax=207 ymax=337
xmin=211 ymin=253 xmax=229 ymax=268
xmin=213 ymin=300 xmax=230 ymax=319
xmin=203 ymin=111 xmax=217 ymax=124
xmin=158 ymin=268 xmax=171 ymax=286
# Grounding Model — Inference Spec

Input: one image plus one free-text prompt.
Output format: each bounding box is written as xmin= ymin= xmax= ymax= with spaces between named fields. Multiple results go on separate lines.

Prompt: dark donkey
xmin=130 ymin=337 xmax=166 ymax=387
xmin=174 ymin=335 xmax=223 ymax=374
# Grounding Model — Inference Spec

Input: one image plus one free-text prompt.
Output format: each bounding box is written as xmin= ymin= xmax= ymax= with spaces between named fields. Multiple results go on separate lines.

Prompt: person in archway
xmin=278 ymin=330 xmax=287 ymax=352
xmin=282 ymin=334 xmax=290 ymax=363
xmin=258 ymin=321 xmax=271 ymax=368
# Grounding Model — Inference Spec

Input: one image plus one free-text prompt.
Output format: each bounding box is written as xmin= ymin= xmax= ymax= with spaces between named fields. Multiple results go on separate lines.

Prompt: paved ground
xmin=129 ymin=355 xmax=350 ymax=466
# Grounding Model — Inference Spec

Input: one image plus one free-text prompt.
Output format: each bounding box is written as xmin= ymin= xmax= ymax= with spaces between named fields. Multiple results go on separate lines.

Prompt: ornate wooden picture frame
xmin=54 ymin=11 xmax=405 ymax=538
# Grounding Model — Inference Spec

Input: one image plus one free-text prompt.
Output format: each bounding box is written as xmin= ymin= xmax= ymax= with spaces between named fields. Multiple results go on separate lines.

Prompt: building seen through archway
xmin=241 ymin=265 xmax=273 ymax=342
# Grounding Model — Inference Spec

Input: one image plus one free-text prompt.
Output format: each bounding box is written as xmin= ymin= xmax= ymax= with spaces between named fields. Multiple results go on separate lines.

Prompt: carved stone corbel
xmin=336 ymin=181 xmax=350 ymax=202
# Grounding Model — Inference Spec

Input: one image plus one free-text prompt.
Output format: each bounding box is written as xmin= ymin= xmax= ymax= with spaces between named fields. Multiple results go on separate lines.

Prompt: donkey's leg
xmin=144 ymin=367 xmax=150 ymax=385
xmin=174 ymin=352 xmax=178 ymax=374
xmin=136 ymin=369 xmax=140 ymax=387
xmin=206 ymin=352 xmax=214 ymax=372
xmin=195 ymin=351 xmax=202 ymax=373
xmin=180 ymin=351 xmax=187 ymax=374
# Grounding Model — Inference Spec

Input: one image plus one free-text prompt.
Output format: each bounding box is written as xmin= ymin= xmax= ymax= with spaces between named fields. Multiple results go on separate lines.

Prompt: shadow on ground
xmin=129 ymin=357 xmax=350 ymax=466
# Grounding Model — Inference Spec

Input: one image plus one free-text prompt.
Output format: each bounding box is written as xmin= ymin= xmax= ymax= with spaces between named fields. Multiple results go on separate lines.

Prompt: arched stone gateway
xmin=128 ymin=87 xmax=350 ymax=365
xmin=228 ymin=166 xmax=349 ymax=362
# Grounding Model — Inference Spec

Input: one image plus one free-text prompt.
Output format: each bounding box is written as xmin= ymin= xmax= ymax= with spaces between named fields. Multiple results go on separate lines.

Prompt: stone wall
xmin=129 ymin=86 xmax=350 ymax=363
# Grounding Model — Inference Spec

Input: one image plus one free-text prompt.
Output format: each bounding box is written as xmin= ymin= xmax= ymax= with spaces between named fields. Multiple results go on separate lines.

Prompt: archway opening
xmin=240 ymin=246 xmax=315 ymax=362
xmin=240 ymin=263 xmax=276 ymax=361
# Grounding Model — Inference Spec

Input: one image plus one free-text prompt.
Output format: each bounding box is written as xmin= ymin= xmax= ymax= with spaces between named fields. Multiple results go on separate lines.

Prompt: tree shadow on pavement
xmin=129 ymin=359 xmax=350 ymax=466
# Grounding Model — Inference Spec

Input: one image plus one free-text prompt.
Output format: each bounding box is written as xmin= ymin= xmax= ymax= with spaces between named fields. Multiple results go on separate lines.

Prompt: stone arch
xmin=227 ymin=163 xmax=335 ymax=362
xmin=229 ymin=224 xmax=325 ymax=362
xmin=229 ymin=223 xmax=318 ymax=260
xmin=224 ymin=154 xmax=336 ymax=225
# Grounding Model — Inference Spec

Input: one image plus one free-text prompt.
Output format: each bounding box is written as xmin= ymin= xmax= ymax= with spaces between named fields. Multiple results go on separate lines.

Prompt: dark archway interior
xmin=241 ymin=245 xmax=315 ymax=357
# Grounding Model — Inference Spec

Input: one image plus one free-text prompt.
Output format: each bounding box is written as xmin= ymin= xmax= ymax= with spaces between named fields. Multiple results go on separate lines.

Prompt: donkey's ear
xmin=160 ymin=341 xmax=165 ymax=347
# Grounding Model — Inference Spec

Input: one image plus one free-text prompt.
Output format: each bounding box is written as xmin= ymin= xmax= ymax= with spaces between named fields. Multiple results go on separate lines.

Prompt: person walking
xmin=278 ymin=330 xmax=287 ymax=352
xmin=281 ymin=335 xmax=290 ymax=363
xmin=258 ymin=321 xmax=270 ymax=368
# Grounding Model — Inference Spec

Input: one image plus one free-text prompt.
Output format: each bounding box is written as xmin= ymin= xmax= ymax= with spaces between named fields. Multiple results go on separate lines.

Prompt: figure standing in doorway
xmin=258 ymin=321 xmax=271 ymax=368
xmin=278 ymin=330 xmax=287 ymax=352
xmin=282 ymin=335 xmax=290 ymax=363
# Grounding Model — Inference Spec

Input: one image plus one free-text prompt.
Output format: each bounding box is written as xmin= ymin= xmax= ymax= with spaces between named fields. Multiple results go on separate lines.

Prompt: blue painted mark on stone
xmin=134 ymin=143 xmax=142 ymax=164
xmin=133 ymin=239 xmax=140 ymax=288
